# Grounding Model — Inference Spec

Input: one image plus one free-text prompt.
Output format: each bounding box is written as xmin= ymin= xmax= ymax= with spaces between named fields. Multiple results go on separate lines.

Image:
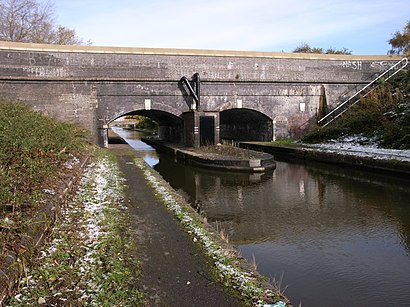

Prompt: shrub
xmin=302 ymin=69 xmax=409 ymax=148
xmin=382 ymin=109 xmax=410 ymax=149
xmin=0 ymin=98 xmax=90 ymax=214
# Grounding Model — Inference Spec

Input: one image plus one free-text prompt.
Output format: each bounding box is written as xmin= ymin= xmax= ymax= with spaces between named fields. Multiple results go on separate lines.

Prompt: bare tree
xmin=0 ymin=0 xmax=85 ymax=45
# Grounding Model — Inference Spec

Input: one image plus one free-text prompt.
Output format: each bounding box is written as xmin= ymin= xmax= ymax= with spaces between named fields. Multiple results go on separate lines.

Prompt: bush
xmin=302 ymin=69 xmax=410 ymax=148
xmin=301 ymin=126 xmax=348 ymax=143
xmin=382 ymin=110 xmax=410 ymax=149
xmin=0 ymin=98 xmax=90 ymax=214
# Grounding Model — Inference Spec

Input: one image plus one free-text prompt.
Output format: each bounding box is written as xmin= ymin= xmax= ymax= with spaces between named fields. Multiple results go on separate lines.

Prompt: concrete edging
xmin=0 ymin=41 xmax=401 ymax=60
xmin=239 ymin=143 xmax=410 ymax=177
xmin=142 ymin=138 xmax=276 ymax=173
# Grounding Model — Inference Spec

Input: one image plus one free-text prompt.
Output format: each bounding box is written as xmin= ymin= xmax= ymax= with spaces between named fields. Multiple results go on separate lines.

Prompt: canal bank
xmin=107 ymin=135 xmax=288 ymax=306
xmin=238 ymin=142 xmax=410 ymax=177
xmin=109 ymin=127 xmax=410 ymax=307
xmin=142 ymin=138 xmax=276 ymax=173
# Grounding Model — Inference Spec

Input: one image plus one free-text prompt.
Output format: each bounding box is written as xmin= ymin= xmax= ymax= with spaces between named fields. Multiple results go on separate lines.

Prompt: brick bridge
xmin=0 ymin=41 xmax=401 ymax=147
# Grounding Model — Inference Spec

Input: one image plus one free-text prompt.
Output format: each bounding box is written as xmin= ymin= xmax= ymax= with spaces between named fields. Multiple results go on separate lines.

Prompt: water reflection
xmin=112 ymin=127 xmax=410 ymax=307
xmin=188 ymin=161 xmax=410 ymax=307
xmin=154 ymin=154 xmax=274 ymax=216
xmin=110 ymin=127 xmax=159 ymax=167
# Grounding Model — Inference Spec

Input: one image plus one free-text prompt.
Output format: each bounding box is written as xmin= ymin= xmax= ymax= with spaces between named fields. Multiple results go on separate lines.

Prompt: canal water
xmin=112 ymin=127 xmax=410 ymax=307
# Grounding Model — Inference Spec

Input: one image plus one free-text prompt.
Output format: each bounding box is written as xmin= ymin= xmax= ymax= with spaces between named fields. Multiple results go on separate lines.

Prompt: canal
xmin=112 ymin=127 xmax=410 ymax=307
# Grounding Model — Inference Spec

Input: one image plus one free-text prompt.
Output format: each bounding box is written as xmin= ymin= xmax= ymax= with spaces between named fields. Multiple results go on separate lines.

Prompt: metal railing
xmin=318 ymin=57 xmax=408 ymax=127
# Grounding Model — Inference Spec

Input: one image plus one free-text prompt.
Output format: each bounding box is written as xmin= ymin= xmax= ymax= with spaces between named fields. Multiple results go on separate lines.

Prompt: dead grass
xmin=188 ymin=145 xmax=264 ymax=159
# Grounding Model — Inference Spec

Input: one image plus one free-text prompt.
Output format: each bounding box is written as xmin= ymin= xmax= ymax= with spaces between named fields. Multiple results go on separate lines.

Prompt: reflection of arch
xmin=111 ymin=109 xmax=183 ymax=143
xmin=220 ymin=108 xmax=273 ymax=142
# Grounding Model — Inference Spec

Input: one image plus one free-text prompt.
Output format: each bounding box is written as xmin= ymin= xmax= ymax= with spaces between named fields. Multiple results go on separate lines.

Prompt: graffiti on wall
xmin=370 ymin=61 xmax=396 ymax=71
xmin=342 ymin=61 xmax=362 ymax=70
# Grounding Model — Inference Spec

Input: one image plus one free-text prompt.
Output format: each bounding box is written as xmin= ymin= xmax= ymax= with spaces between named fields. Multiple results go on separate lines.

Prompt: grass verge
xmin=0 ymin=98 xmax=89 ymax=214
xmin=6 ymin=152 xmax=145 ymax=306
xmin=1 ymin=98 xmax=144 ymax=305
xmin=0 ymin=98 xmax=90 ymax=258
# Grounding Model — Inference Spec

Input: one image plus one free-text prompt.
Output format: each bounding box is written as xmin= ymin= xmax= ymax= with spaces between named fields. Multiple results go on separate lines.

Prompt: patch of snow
xmin=303 ymin=136 xmax=410 ymax=162
xmin=10 ymin=156 xmax=127 ymax=306
xmin=63 ymin=155 xmax=80 ymax=169
xmin=42 ymin=188 xmax=55 ymax=195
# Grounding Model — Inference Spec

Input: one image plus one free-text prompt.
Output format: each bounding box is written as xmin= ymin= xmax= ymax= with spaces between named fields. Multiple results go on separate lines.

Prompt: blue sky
xmin=53 ymin=0 xmax=409 ymax=55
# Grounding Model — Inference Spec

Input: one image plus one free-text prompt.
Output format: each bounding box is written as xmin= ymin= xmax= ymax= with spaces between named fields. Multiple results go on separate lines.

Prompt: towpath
xmin=108 ymin=142 xmax=241 ymax=307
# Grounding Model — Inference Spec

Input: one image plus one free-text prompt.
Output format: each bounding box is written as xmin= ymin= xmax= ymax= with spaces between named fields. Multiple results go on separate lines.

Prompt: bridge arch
xmin=98 ymin=91 xmax=185 ymax=125
xmin=220 ymin=108 xmax=273 ymax=142
xmin=109 ymin=109 xmax=183 ymax=143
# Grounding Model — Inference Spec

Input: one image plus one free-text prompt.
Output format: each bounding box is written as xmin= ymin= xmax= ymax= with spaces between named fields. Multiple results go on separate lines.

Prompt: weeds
xmin=269 ymin=139 xmax=297 ymax=146
xmin=303 ymin=69 xmax=410 ymax=149
xmin=0 ymin=98 xmax=90 ymax=215
xmin=0 ymin=98 xmax=92 ymax=295
xmin=6 ymin=153 xmax=145 ymax=306
xmin=189 ymin=145 xmax=264 ymax=159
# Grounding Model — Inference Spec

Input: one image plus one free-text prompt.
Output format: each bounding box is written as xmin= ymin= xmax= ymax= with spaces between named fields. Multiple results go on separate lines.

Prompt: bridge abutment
xmin=183 ymin=111 xmax=220 ymax=147
xmin=98 ymin=125 xmax=109 ymax=147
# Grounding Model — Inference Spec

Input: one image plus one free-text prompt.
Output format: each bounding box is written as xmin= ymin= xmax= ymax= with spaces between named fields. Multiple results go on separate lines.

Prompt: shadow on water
xmin=112 ymin=127 xmax=410 ymax=307
xmin=154 ymin=154 xmax=274 ymax=218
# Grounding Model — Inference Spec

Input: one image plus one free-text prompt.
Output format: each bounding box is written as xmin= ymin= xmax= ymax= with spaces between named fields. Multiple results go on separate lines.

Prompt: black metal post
xmin=181 ymin=74 xmax=200 ymax=110
xmin=193 ymin=73 xmax=200 ymax=110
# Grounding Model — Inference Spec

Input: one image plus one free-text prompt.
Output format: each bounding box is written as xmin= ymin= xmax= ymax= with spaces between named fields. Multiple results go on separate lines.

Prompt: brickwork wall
xmin=0 ymin=42 xmax=401 ymax=143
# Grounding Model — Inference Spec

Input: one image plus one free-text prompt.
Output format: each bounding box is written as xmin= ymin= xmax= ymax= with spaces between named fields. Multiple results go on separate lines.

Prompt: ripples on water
xmin=112 ymin=127 xmax=410 ymax=307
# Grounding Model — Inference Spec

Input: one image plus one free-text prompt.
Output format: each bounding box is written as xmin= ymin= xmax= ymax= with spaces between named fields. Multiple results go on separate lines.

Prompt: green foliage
xmin=293 ymin=42 xmax=352 ymax=55
xmin=382 ymin=111 xmax=410 ymax=148
xmin=270 ymin=138 xmax=297 ymax=146
xmin=303 ymin=70 xmax=410 ymax=149
xmin=0 ymin=98 xmax=90 ymax=213
xmin=302 ymin=125 xmax=348 ymax=143
xmin=137 ymin=117 xmax=158 ymax=131
xmin=94 ymin=206 xmax=145 ymax=306
xmin=125 ymin=115 xmax=159 ymax=131
xmin=388 ymin=20 xmax=410 ymax=55
xmin=6 ymin=154 xmax=145 ymax=306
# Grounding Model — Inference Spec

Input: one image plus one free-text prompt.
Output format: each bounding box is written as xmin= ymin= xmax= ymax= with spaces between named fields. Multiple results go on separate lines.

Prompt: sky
xmin=52 ymin=0 xmax=409 ymax=55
